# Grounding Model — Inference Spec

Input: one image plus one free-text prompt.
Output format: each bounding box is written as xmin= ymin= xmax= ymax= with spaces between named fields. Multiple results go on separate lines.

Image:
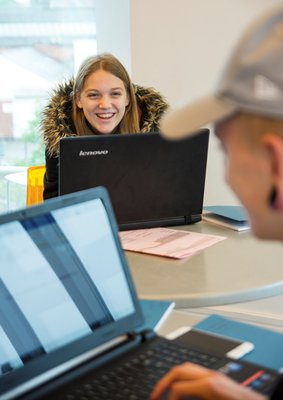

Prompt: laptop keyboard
xmin=60 ymin=339 xmax=225 ymax=400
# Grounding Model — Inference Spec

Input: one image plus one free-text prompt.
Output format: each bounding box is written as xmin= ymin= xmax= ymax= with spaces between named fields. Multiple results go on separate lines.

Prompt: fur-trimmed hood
xmin=41 ymin=78 xmax=168 ymax=157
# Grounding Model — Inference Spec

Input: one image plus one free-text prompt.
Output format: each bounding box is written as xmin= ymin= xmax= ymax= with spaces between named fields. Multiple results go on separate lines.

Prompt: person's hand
xmin=150 ymin=362 xmax=268 ymax=400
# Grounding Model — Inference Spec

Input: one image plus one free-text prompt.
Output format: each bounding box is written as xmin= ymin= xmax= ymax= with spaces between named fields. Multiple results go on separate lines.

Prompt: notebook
xmin=59 ymin=130 xmax=209 ymax=230
xmin=0 ymin=187 xmax=279 ymax=399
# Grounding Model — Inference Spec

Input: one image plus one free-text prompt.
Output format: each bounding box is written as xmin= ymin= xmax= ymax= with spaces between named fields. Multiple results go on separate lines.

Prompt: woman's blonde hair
xmin=72 ymin=53 xmax=140 ymax=136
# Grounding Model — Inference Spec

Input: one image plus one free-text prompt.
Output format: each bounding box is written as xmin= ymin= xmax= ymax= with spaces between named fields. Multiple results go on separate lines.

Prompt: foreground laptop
xmin=59 ymin=130 xmax=209 ymax=230
xmin=0 ymin=187 xmax=279 ymax=399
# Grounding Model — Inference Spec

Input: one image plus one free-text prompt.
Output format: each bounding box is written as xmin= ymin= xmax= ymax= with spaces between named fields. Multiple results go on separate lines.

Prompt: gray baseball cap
xmin=160 ymin=5 xmax=283 ymax=139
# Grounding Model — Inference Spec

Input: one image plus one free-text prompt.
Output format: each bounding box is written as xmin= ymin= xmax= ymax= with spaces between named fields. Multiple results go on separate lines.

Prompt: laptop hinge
xmin=128 ymin=329 xmax=157 ymax=342
xmin=141 ymin=329 xmax=157 ymax=342
xmin=185 ymin=214 xmax=202 ymax=224
xmin=2 ymin=335 xmax=131 ymax=400
xmin=119 ymin=215 xmax=201 ymax=231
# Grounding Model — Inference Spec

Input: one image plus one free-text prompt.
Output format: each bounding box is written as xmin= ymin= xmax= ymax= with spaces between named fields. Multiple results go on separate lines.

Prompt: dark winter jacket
xmin=41 ymin=78 xmax=168 ymax=199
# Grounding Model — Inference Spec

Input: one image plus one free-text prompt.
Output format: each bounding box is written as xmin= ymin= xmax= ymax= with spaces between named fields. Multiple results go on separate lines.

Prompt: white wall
xmin=95 ymin=0 xmax=131 ymax=73
xmin=130 ymin=0 xmax=281 ymax=205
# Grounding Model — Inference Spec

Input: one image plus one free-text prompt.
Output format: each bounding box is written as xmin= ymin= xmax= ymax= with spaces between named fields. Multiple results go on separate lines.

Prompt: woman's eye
xmin=89 ymin=93 xmax=99 ymax=98
xmin=111 ymin=92 xmax=122 ymax=97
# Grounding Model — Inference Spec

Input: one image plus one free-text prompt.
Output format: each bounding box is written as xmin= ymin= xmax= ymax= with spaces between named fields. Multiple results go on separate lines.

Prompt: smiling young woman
xmin=41 ymin=53 xmax=168 ymax=199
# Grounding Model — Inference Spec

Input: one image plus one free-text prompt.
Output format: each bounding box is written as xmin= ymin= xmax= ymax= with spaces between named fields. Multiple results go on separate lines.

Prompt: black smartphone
xmin=175 ymin=328 xmax=254 ymax=359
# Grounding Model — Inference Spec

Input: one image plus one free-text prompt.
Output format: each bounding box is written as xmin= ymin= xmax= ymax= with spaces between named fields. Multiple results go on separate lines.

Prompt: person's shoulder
xmin=48 ymin=77 xmax=74 ymax=107
xmin=134 ymin=84 xmax=169 ymax=132
xmin=41 ymin=77 xmax=76 ymax=157
xmin=134 ymin=84 xmax=168 ymax=105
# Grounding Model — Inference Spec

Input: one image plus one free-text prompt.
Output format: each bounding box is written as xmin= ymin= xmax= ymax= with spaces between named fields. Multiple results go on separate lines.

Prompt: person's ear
xmin=262 ymin=133 xmax=283 ymax=209
xmin=76 ymin=92 xmax=83 ymax=109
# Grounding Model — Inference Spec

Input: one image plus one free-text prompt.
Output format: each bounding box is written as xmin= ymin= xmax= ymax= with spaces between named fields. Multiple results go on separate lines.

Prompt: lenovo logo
xmin=79 ymin=150 xmax=109 ymax=156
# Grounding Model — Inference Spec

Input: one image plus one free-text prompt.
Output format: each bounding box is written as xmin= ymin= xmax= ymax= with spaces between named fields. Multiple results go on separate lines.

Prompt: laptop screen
xmin=0 ymin=187 xmax=142 ymax=396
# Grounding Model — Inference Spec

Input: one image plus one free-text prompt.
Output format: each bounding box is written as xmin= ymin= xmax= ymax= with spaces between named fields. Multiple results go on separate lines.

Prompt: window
xmin=0 ymin=0 xmax=97 ymax=212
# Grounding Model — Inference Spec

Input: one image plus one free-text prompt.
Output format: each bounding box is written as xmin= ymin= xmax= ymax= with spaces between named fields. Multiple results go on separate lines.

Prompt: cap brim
xmin=160 ymin=94 xmax=238 ymax=140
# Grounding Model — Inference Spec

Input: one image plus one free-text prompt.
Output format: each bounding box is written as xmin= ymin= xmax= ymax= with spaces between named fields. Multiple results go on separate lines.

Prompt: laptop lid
xmin=59 ymin=130 xmax=209 ymax=230
xmin=0 ymin=187 xmax=144 ymax=400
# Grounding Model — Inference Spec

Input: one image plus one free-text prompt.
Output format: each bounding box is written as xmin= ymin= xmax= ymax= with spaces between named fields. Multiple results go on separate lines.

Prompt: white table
xmin=127 ymin=221 xmax=283 ymax=308
xmin=3 ymin=168 xmax=27 ymax=211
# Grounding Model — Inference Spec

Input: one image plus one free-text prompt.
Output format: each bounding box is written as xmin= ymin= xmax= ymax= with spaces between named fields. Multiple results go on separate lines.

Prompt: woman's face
xmin=76 ymin=69 xmax=129 ymax=134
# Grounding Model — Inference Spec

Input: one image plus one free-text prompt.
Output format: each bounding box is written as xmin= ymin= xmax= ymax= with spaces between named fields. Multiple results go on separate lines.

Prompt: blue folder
xmin=138 ymin=299 xmax=175 ymax=332
xmin=194 ymin=314 xmax=283 ymax=371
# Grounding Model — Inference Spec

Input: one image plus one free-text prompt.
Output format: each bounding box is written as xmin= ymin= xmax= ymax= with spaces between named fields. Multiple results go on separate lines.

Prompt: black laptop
xmin=59 ymin=130 xmax=209 ymax=230
xmin=0 ymin=187 xmax=280 ymax=399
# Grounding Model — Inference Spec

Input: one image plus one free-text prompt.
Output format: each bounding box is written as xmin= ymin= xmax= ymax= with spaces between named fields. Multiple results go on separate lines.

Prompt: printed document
xmin=119 ymin=227 xmax=226 ymax=259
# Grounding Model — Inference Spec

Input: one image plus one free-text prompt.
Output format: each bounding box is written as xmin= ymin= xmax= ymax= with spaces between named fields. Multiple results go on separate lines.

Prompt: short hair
xmin=72 ymin=53 xmax=139 ymax=136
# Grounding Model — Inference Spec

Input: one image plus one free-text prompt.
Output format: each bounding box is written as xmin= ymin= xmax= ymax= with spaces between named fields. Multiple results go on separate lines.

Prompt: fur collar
xmin=41 ymin=78 xmax=168 ymax=157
